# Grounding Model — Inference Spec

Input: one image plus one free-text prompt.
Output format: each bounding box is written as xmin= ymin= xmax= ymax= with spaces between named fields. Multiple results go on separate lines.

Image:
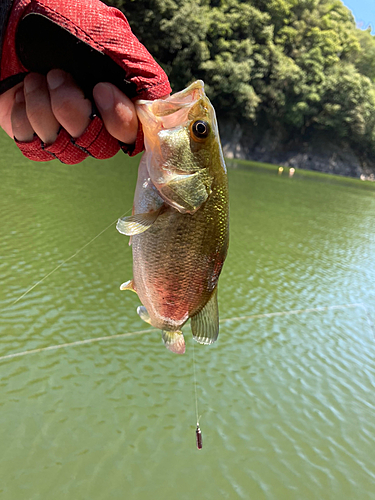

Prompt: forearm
xmin=0 ymin=1 xmax=14 ymax=70
xmin=0 ymin=0 xmax=27 ymax=95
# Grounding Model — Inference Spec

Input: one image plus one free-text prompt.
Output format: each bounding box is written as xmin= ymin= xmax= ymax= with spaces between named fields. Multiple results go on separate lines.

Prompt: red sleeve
xmin=0 ymin=0 xmax=171 ymax=161
xmin=0 ymin=0 xmax=171 ymax=100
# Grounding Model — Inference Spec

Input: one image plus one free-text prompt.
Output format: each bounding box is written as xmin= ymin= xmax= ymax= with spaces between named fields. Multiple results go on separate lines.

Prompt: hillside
xmin=106 ymin=0 xmax=375 ymax=178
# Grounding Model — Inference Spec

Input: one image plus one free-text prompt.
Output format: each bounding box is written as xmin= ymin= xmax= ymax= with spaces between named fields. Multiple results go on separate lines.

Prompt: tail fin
xmin=162 ymin=330 xmax=185 ymax=354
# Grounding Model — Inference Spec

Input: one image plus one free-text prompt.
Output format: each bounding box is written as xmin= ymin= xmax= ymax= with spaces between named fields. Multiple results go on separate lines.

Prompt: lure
xmin=196 ymin=423 xmax=203 ymax=450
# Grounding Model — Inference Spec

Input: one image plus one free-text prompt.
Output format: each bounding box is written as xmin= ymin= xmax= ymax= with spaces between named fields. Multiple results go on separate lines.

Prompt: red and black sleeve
xmin=0 ymin=0 xmax=171 ymax=163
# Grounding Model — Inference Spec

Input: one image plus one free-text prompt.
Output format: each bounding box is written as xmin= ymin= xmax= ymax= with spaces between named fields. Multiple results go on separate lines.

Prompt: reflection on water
xmin=1 ymin=130 xmax=375 ymax=499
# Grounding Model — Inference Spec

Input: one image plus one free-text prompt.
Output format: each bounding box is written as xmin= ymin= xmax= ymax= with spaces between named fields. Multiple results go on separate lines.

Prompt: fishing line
xmin=0 ymin=328 xmax=156 ymax=362
xmin=192 ymin=341 xmax=199 ymax=424
xmin=6 ymin=209 xmax=131 ymax=310
xmin=192 ymin=341 xmax=203 ymax=449
xmin=218 ymin=303 xmax=364 ymax=323
xmin=0 ymin=302 xmax=368 ymax=362
xmin=360 ymin=303 xmax=375 ymax=339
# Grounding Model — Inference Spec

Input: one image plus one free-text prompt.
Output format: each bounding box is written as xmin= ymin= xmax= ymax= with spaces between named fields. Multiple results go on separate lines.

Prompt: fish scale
xmin=132 ymin=210 xmax=217 ymax=328
xmin=117 ymin=80 xmax=229 ymax=354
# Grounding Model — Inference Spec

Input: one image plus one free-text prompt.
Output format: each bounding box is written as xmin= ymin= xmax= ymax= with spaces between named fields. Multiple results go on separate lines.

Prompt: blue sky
xmin=342 ymin=0 xmax=375 ymax=32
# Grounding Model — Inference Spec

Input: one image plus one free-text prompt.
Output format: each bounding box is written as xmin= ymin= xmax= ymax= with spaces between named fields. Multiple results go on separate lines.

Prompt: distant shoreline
xmin=219 ymin=120 xmax=375 ymax=182
xmin=226 ymin=158 xmax=375 ymax=187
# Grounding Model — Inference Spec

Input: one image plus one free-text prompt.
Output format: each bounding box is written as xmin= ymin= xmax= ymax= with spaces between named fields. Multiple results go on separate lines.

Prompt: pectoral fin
xmin=159 ymin=171 xmax=212 ymax=214
xmin=116 ymin=208 xmax=162 ymax=236
xmin=162 ymin=330 xmax=185 ymax=354
xmin=191 ymin=288 xmax=219 ymax=345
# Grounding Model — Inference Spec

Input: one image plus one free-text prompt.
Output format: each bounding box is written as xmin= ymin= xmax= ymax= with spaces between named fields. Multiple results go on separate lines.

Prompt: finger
xmin=11 ymin=87 xmax=34 ymax=142
xmin=93 ymin=83 xmax=138 ymax=144
xmin=24 ymin=73 xmax=59 ymax=145
xmin=47 ymin=69 xmax=91 ymax=138
xmin=0 ymin=82 xmax=24 ymax=138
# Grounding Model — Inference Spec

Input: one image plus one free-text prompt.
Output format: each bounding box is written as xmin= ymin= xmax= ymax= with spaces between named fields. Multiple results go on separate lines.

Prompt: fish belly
xmin=131 ymin=206 xmax=225 ymax=331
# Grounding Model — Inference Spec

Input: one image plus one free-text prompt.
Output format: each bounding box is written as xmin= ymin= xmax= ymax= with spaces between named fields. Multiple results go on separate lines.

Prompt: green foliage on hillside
xmin=105 ymin=0 xmax=375 ymax=156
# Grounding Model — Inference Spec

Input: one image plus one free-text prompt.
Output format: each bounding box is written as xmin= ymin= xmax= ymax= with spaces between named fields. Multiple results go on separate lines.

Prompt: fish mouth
xmin=135 ymin=81 xmax=206 ymax=130
xmin=136 ymin=80 xmax=205 ymax=113
xmin=135 ymin=81 xmax=209 ymax=154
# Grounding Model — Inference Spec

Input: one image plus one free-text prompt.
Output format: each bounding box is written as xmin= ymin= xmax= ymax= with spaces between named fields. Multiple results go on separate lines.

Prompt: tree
xmin=354 ymin=28 xmax=375 ymax=82
xmin=104 ymin=0 xmax=375 ymax=160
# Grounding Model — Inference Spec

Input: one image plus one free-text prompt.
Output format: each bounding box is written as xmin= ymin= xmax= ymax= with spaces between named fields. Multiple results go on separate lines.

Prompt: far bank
xmin=220 ymin=120 xmax=375 ymax=182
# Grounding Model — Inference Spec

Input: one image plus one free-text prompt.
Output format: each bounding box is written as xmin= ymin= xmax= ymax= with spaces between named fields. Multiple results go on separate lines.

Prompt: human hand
xmin=0 ymin=0 xmax=171 ymax=163
xmin=0 ymin=69 xmax=138 ymax=146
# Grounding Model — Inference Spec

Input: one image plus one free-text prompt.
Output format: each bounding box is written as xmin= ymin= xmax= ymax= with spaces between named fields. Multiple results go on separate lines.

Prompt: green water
xmin=1 ymin=130 xmax=375 ymax=499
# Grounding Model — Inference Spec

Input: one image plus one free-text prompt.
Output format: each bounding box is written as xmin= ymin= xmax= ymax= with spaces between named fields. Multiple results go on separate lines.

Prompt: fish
xmin=116 ymin=80 xmax=229 ymax=354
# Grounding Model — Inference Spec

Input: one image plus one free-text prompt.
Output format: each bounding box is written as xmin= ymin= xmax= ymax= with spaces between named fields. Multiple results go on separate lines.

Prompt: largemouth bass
xmin=116 ymin=80 xmax=229 ymax=354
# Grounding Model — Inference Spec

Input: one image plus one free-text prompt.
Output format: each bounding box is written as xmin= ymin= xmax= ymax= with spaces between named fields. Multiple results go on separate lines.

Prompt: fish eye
xmin=191 ymin=120 xmax=210 ymax=140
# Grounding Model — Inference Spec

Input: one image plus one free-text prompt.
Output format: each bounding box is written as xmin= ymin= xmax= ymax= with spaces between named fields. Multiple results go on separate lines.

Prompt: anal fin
xmin=191 ymin=287 xmax=219 ymax=345
xmin=137 ymin=305 xmax=152 ymax=325
xmin=162 ymin=330 xmax=185 ymax=354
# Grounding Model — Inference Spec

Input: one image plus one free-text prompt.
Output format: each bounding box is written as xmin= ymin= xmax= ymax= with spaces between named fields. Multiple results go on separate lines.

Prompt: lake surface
xmin=1 ymin=130 xmax=375 ymax=499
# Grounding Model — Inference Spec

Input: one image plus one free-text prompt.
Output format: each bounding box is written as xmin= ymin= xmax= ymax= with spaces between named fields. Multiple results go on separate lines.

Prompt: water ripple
xmin=1 ymin=140 xmax=375 ymax=498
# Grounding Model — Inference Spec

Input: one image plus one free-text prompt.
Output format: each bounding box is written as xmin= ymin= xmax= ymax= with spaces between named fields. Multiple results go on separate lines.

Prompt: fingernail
xmin=94 ymin=83 xmax=114 ymax=111
xmin=24 ymin=73 xmax=44 ymax=94
xmin=47 ymin=69 xmax=66 ymax=90
xmin=15 ymin=88 xmax=25 ymax=104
